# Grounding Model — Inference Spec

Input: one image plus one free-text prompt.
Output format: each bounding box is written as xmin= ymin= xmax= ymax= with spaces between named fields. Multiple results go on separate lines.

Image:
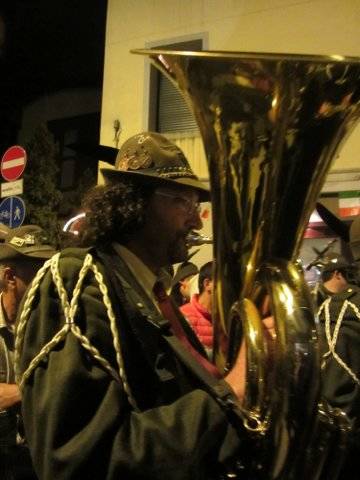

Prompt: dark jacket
xmin=0 ymin=303 xmax=18 ymax=448
xmin=316 ymin=283 xmax=360 ymax=425
xmin=16 ymin=247 xmax=242 ymax=480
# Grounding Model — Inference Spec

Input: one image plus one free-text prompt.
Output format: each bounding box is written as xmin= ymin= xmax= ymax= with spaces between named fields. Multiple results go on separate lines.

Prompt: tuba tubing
xmin=133 ymin=49 xmax=360 ymax=479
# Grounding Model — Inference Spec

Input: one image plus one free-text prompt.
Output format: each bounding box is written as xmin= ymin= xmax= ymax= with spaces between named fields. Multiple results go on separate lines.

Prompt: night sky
xmin=0 ymin=0 xmax=108 ymax=153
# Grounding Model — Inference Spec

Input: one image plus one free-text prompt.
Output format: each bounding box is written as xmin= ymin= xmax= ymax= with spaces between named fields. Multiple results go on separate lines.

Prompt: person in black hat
xmin=170 ymin=260 xmax=199 ymax=307
xmin=15 ymin=132 xmax=250 ymax=480
xmin=314 ymin=258 xmax=357 ymax=304
xmin=0 ymin=224 xmax=56 ymax=480
xmin=315 ymin=257 xmax=360 ymax=480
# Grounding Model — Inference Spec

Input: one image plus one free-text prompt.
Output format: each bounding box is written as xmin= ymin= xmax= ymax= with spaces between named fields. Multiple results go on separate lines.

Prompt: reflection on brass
xmin=186 ymin=231 xmax=213 ymax=246
xmin=133 ymin=49 xmax=360 ymax=478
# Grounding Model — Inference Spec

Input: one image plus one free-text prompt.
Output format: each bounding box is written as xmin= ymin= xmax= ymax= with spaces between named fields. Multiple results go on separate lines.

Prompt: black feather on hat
xmin=172 ymin=262 xmax=199 ymax=287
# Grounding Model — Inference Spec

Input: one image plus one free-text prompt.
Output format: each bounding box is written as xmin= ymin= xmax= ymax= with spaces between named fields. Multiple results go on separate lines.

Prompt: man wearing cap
xmin=0 ymin=225 xmax=56 ymax=480
xmin=315 ymin=258 xmax=360 ymax=479
xmin=16 ymin=132 xmax=250 ymax=480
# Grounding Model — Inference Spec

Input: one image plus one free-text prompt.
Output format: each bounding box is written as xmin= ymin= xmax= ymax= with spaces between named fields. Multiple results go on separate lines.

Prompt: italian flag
xmin=339 ymin=191 xmax=360 ymax=217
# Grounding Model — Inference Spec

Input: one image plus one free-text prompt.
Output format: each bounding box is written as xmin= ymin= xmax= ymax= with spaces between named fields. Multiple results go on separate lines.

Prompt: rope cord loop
xmin=15 ymin=255 xmax=57 ymax=378
xmin=15 ymin=252 xmax=137 ymax=408
xmin=319 ymin=297 xmax=360 ymax=386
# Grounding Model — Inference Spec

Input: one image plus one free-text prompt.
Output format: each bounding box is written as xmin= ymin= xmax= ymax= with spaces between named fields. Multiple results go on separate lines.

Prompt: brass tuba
xmin=133 ymin=49 xmax=360 ymax=478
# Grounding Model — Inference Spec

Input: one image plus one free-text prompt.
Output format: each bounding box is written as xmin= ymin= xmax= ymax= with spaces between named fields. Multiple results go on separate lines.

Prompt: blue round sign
xmin=0 ymin=196 xmax=26 ymax=228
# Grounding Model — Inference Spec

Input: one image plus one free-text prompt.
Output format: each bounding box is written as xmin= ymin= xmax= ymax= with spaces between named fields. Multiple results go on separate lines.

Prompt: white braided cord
xmin=319 ymin=297 xmax=360 ymax=386
xmin=15 ymin=252 xmax=136 ymax=408
xmin=88 ymin=260 xmax=129 ymax=401
xmin=15 ymin=256 xmax=55 ymax=375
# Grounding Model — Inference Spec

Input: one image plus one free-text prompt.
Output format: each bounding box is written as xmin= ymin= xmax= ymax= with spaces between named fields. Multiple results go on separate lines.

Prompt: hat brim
xmin=0 ymin=245 xmax=56 ymax=261
xmin=172 ymin=264 xmax=199 ymax=286
xmin=101 ymin=168 xmax=210 ymax=202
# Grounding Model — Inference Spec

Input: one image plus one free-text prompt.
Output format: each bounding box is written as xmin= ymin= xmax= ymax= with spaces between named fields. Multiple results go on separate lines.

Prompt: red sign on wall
xmin=1 ymin=146 xmax=27 ymax=182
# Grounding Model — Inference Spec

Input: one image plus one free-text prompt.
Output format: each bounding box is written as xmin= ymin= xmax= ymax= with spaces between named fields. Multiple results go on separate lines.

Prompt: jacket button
xmin=137 ymin=302 xmax=144 ymax=308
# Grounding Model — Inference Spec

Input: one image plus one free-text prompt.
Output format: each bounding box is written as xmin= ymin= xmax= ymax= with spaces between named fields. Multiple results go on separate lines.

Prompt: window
xmin=148 ymin=38 xmax=203 ymax=134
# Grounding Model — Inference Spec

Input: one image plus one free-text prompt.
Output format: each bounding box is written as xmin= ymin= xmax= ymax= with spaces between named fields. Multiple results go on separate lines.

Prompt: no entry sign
xmin=1 ymin=145 xmax=27 ymax=182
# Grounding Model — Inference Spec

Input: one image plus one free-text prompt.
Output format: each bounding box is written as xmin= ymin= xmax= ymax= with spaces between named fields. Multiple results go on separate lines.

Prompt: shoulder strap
xmin=95 ymin=249 xmax=164 ymax=371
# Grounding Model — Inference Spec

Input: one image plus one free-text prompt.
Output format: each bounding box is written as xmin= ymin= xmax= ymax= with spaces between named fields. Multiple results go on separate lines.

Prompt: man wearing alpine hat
xmin=0 ymin=224 xmax=56 ymax=479
xmin=16 ymin=132 xmax=249 ymax=480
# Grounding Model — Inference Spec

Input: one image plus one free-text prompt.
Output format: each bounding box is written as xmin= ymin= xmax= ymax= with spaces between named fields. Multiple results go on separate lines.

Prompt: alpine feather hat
xmin=101 ymin=132 xmax=210 ymax=201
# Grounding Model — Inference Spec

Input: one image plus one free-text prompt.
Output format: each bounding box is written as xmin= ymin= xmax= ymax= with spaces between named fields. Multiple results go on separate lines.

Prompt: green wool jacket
xmin=316 ymin=283 xmax=360 ymax=426
xmin=16 ymin=247 xmax=243 ymax=480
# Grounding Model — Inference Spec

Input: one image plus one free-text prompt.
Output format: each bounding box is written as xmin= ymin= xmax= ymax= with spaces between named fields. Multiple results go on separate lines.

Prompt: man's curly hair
xmin=79 ymin=181 xmax=156 ymax=247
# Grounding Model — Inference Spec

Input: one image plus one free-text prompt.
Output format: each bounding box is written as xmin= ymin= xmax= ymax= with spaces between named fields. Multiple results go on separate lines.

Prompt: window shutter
xmin=158 ymin=75 xmax=198 ymax=133
xmin=148 ymin=37 xmax=203 ymax=134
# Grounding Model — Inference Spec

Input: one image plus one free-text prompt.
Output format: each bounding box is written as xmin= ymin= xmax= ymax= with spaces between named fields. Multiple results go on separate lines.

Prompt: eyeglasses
xmin=155 ymin=191 xmax=201 ymax=216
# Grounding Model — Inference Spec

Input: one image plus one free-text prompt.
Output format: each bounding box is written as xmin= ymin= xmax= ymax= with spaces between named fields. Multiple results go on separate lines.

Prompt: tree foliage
xmin=22 ymin=123 xmax=62 ymax=246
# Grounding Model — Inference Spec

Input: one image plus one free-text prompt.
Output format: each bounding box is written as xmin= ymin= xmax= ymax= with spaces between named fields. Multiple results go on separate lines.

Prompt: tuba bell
xmin=133 ymin=49 xmax=360 ymax=479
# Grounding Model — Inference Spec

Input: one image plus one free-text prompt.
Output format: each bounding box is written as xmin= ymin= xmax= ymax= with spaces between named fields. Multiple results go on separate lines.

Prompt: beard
xmin=167 ymin=231 xmax=189 ymax=264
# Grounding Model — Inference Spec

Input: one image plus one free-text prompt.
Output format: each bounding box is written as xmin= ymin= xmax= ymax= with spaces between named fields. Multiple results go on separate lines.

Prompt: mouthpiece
xmin=186 ymin=231 xmax=213 ymax=246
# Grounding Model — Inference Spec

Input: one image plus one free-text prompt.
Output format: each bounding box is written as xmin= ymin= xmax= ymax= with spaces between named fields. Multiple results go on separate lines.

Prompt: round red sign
xmin=1 ymin=145 xmax=27 ymax=182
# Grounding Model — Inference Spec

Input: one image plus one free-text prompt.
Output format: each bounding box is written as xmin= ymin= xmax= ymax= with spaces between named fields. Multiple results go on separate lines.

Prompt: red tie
xmin=153 ymin=281 xmax=221 ymax=378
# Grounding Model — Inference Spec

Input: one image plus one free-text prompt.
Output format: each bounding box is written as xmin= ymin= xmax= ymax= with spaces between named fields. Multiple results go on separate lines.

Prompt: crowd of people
xmin=0 ymin=130 xmax=358 ymax=479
